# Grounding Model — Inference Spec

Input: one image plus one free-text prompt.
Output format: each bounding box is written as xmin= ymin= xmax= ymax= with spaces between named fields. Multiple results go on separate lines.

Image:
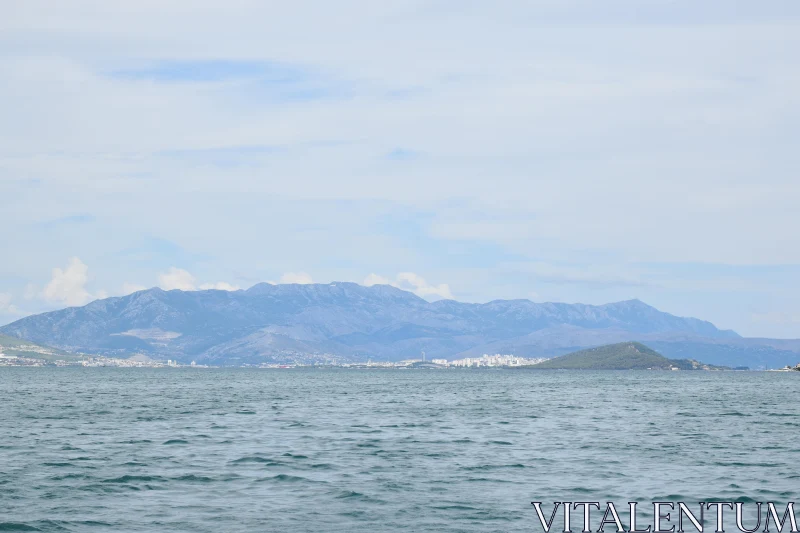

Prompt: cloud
xmin=0 ymin=292 xmax=22 ymax=316
xmin=396 ymin=272 xmax=453 ymax=300
xmin=40 ymin=257 xmax=100 ymax=306
xmin=1 ymin=2 xmax=800 ymax=337
xmin=158 ymin=267 xmax=197 ymax=291
xmin=279 ymin=272 xmax=314 ymax=285
xmin=121 ymin=282 xmax=147 ymax=295
xmin=199 ymin=281 xmax=241 ymax=291
xmin=157 ymin=267 xmax=240 ymax=291
xmin=363 ymin=272 xmax=453 ymax=300
xmin=363 ymin=273 xmax=391 ymax=286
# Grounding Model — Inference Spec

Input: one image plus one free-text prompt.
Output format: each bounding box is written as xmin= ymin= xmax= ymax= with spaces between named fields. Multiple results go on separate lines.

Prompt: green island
xmin=528 ymin=341 xmax=727 ymax=370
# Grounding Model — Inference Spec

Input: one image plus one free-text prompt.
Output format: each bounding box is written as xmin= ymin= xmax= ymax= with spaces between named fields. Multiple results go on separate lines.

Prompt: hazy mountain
xmin=0 ymin=282 xmax=795 ymax=368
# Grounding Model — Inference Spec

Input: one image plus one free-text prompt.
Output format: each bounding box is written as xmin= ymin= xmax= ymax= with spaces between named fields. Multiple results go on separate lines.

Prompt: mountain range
xmin=1 ymin=282 xmax=798 ymax=368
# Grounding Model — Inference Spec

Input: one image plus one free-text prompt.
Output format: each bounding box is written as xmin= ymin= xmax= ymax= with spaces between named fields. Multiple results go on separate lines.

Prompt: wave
xmin=102 ymin=475 xmax=167 ymax=483
xmin=0 ymin=523 xmax=41 ymax=532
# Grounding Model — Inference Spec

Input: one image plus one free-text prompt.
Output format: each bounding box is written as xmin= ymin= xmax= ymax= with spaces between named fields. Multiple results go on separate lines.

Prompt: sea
xmin=1 ymin=368 xmax=798 ymax=533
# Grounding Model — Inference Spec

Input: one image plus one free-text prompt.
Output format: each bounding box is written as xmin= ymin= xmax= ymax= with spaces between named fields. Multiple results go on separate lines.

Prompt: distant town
xmin=2 ymin=340 xmax=798 ymax=371
xmin=0 ymin=350 xmax=546 ymax=369
xmin=0 ymin=352 xmax=207 ymax=368
xmin=334 ymin=354 xmax=548 ymax=369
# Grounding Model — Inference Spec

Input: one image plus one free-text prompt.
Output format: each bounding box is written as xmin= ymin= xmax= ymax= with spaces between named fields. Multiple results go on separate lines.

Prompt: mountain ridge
xmin=1 ymin=282 xmax=792 ymax=368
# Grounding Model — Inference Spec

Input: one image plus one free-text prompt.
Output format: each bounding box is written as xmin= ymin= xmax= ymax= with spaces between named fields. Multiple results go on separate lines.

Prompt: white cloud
xmin=199 ymin=281 xmax=241 ymax=291
xmin=1 ymin=3 xmax=800 ymax=336
xmin=0 ymin=292 xmax=22 ymax=316
xmin=363 ymin=273 xmax=390 ymax=286
xmin=279 ymin=272 xmax=313 ymax=285
xmin=157 ymin=267 xmax=240 ymax=291
xmin=158 ymin=267 xmax=196 ymax=291
xmin=121 ymin=282 xmax=147 ymax=295
xmin=396 ymin=272 xmax=453 ymax=300
xmin=363 ymin=272 xmax=453 ymax=300
xmin=41 ymin=257 xmax=99 ymax=306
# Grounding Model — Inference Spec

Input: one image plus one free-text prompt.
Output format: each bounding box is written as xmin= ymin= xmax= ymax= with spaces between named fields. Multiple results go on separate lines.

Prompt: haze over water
xmin=2 ymin=369 xmax=798 ymax=533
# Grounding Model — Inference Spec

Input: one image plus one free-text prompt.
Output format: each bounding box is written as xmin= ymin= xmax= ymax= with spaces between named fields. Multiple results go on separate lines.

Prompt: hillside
xmin=0 ymin=334 xmax=82 ymax=362
xmin=0 ymin=282 xmax=792 ymax=367
xmin=531 ymin=342 xmax=720 ymax=370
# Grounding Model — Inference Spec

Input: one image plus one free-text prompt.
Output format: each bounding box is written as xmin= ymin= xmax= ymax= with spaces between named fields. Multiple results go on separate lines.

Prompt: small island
xmin=528 ymin=341 xmax=726 ymax=370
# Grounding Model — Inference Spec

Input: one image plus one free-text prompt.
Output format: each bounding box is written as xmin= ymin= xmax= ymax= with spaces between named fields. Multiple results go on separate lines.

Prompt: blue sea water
xmin=1 ymin=368 xmax=799 ymax=532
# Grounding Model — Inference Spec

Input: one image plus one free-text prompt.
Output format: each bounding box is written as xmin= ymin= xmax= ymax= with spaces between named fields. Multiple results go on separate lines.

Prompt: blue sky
xmin=1 ymin=1 xmax=800 ymax=337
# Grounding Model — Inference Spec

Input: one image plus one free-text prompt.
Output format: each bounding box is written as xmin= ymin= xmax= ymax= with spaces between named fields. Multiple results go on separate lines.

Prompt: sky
xmin=1 ymin=1 xmax=800 ymax=338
